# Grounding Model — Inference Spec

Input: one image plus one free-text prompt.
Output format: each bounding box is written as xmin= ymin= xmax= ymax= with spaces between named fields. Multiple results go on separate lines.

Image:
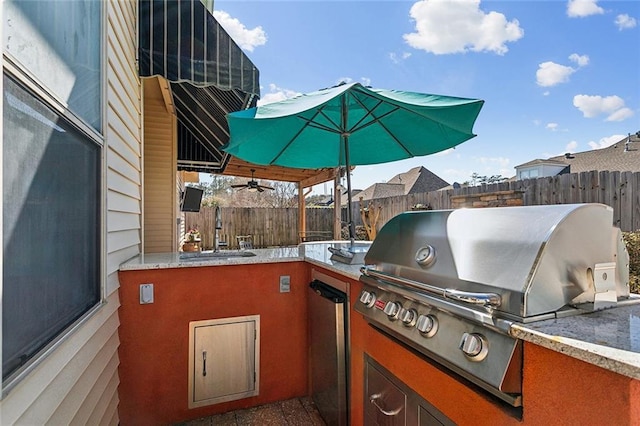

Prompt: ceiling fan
xmin=231 ymin=169 xmax=274 ymax=193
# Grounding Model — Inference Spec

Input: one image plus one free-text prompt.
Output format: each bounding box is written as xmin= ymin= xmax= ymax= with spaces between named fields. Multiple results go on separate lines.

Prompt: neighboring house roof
xmin=352 ymin=183 xmax=405 ymax=202
xmin=515 ymin=158 xmax=568 ymax=168
xmin=339 ymin=189 xmax=363 ymax=206
xmin=341 ymin=166 xmax=449 ymax=205
xmin=515 ymin=133 xmax=640 ymax=173
xmin=386 ymin=166 xmax=450 ymax=194
xmin=313 ymin=195 xmax=334 ymax=206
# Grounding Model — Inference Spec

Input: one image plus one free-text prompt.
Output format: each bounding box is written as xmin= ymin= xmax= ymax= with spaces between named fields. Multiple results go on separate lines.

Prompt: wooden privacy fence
xmin=185 ymin=207 xmax=335 ymax=249
xmin=187 ymin=171 xmax=640 ymax=248
xmin=344 ymin=170 xmax=640 ymax=233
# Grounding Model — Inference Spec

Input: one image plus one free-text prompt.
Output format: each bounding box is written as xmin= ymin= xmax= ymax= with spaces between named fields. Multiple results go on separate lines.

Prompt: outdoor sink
xmin=179 ymin=251 xmax=256 ymax=262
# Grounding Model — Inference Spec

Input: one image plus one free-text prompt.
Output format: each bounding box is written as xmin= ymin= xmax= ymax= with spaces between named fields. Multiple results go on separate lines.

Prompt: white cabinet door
xmin=189 ymin=315 xmax=260 ymax=408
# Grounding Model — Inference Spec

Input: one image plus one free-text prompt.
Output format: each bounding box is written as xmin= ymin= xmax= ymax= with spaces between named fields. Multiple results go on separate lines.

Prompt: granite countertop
xmin=119 ymin=246 xmax=303 ymax=270
xmin=511 ymin=301 xmax=640 ymax=380
xmin=298 ymin=241 xmax=368 ymax=280
xmin=119 ymin=242 xmax=640 ymax=381
xmin=119 ymin=241 xmax=366 ymax=278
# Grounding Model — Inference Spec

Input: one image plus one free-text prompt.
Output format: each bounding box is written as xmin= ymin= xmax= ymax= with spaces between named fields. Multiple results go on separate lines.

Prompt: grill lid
xmin=363 ymin=204 xmax=630 ymax=320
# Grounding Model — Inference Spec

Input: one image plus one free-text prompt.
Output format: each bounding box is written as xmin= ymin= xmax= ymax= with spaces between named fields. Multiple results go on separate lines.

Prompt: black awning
xmin=139 ymin=0 xmax=260 ymax=173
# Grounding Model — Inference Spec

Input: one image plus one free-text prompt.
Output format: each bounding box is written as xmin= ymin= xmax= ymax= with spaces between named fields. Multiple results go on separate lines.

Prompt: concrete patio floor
xmin=176 ymin=397 xmax=326 ymax=426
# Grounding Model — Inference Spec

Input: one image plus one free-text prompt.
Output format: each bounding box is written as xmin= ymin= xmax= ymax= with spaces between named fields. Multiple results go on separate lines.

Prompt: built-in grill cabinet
xmin=355 ymin=204 xmax=638 ymax=407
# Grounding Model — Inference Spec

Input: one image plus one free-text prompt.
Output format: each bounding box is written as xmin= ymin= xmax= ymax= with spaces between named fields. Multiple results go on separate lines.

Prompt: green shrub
xmin=622 ymin=231 xmax=640 ymax=294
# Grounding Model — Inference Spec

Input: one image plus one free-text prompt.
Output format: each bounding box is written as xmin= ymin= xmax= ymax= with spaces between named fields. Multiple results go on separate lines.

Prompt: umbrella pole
xmin=340 ymin=94 xmax=356 ymax=246
xmin=343 ymin=135 xmax=356 ymax=245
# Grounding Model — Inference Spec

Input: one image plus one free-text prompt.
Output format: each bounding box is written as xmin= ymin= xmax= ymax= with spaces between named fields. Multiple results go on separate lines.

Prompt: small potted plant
xmin=182 ymin=228 xmax=201 ymax=252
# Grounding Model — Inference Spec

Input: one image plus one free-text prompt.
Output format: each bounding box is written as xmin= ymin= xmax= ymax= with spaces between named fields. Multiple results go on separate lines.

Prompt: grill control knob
xmin=359 ymin=290 xmax=377 ymax=308
xmin=415 ymin=245 xmax=436 ymax=267
xmin=399 ymin=308 xmax=418 ymax=327
xmin=416 ymin=314 xmax=438 ymax=337
xmin=459 ymin=333 xmax=489 ymax=361
xmin=383 ymin=301 xmax=402 ymax=320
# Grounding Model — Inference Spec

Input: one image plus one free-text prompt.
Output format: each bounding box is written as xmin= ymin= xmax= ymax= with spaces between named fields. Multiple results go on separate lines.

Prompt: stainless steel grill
xmin=355 ymin=203 xmax=637 ymax=407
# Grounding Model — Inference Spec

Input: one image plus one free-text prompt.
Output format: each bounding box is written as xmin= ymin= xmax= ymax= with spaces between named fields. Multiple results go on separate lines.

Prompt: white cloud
xmin=537 ymin=54 xmax=589 ymax=87
xmin=335 ymin=77 xmax=372 ymax=87
xmin=389 ymin=51 xmax=412 ymax=64
xmin=257 ymin=83 xmax=300 ymax=106
xmin=403 ymin=0 xmax=524 ymax=55
xmin=476 ymin=156 xmax=510 ymax=169
xmin=444 ymin=157 xmax=512 ymax=182
xmin=588 ymin=134 xmax=626 ymax=150
xmin=442 ymin=168 xmax=473 ymax=183
xmin=257 ymin=79 xmax=374 ymax=106
xmin=569 ymin=53 xmax=589 ymax=67
xmin=542 ymin=140 xmax=580 ymax=158
xmin=573 ymin=94 xmax=634 ymax=121
xmin=546 ymin=122 xmax=569 ymax=132
xmin=213 ymin=10 xmax=267 ymax=52
xmin=615 ymin=14 xmax=637 ymax=30
xmin=567 ymin=0 xmax=604 ymax=18
xmin=606 ymin=107 xmax=634 ymax=122
xmin=536 ymin=61 xmax=575 ymax=87
xmin=565 ymin=140 xmax=578 ymax=152
xmin=433 ymin=148 xmax=455 ymax=157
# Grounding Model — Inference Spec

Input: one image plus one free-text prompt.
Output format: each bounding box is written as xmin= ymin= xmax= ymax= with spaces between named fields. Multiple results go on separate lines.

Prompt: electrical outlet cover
xmin=279 ymin=276 xmax=290 ymax=293
xmin=140 ymin=283 xmax=154 ymax=304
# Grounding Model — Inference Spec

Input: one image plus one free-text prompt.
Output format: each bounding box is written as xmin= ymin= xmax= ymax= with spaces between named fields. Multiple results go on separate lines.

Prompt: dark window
xmin=2 ymin=74 xmax=101 ymax=380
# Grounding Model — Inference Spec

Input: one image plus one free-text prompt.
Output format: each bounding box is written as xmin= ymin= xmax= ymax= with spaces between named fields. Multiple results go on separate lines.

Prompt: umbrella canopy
xmin=223 ymin=82 xmax=484 ymax=242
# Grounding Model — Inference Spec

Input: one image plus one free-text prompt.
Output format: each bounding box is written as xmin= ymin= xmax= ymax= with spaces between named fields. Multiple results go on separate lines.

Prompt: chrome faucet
xmin=214 ymin=205 xmax=222 ymax=252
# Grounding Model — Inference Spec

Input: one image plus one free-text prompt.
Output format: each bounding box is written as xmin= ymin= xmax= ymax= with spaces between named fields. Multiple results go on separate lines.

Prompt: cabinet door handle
xmin=202 ymin=351 xmax=207 ymax=377
xmin=369 ymin=393 xmax=402 ymax=416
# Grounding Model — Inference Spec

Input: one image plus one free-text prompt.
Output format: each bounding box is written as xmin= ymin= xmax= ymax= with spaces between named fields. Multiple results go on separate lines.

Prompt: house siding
xmin=143 ymin=77 xmax=178 ymax=253
xmin=1 ymin=1 xmax=141 ymax=425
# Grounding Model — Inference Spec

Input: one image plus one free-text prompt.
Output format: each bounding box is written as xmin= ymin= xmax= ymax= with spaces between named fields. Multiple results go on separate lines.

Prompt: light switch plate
xmin=140 ymin=283 xmax=154 ymax=304
xmin=279 ymin=276 xmax=290 ymax=293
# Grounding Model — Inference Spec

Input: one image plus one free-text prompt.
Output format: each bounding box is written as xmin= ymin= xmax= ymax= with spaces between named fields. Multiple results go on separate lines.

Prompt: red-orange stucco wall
xmin=117 ymin=262 xmax=310 ymax=426
xmin=523 ymin=342 xmax=637 ymax=426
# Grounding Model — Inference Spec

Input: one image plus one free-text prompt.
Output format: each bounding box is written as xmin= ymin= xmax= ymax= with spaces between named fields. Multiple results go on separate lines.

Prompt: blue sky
xmin=213 ymin=0 xmax=639 ymax=195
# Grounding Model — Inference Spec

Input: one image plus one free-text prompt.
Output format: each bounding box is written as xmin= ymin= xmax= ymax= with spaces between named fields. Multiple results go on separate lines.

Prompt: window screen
xmin=2 ymin=74 xmax=101 ymax=380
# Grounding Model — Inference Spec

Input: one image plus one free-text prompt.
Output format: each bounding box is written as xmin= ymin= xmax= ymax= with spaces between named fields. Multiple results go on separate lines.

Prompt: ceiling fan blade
xmin=261 ymin=185 xmax=274 ymax=190
xmin=231 ymin=184 xmax=247 ymax=189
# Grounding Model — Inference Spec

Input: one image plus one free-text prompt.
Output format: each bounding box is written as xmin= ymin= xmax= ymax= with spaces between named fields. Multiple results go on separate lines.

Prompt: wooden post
xmin=298 ymin=182 xmax=305 ymax=243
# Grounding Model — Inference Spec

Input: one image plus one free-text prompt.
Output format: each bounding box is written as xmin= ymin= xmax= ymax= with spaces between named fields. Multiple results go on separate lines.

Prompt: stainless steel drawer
xmin=365 ymin=359 xmax=407 ymax=425
xmin=364 ymin=354 xmax=454 ymax=426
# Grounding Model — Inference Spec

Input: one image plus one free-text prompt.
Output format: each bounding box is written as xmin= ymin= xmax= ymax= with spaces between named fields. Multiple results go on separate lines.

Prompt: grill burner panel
xmin=355 ymin=280 xmax=522 ymax=406
xmin=356 ymin=204 xmax=635 ymax=407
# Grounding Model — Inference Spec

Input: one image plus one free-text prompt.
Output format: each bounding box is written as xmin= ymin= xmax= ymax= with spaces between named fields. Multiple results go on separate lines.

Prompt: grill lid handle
xmin=443 ymin=288 xmax=502 ymax=308
xmin=361 ymin=267 xmax=502 ymax=309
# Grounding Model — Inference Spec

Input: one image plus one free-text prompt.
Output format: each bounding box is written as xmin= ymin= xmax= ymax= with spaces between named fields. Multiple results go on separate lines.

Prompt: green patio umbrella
xmin=223 ymin=82 xmax=484 ymax=242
